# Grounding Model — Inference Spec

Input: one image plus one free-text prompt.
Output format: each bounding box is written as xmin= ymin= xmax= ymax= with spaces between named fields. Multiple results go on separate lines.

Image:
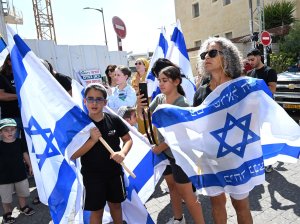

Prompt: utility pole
xmin=257 ymin=0 xmax=267 ymax=64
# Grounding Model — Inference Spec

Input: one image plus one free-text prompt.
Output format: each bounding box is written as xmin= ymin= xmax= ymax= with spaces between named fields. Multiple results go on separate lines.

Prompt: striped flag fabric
xmin=7 ymin=26 xmax=95 ymax=224
xmin=166 ymin=20 xmax=196 ymax=105
xmin=152 ymin=77 xmax=300 ymax=196
xmin=146 ymin=27 xmax=169 ymax=100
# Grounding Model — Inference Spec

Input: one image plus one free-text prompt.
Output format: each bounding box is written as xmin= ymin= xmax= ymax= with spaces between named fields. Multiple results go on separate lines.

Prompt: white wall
xmin=23 ymin=39 xmax=128 ymax=80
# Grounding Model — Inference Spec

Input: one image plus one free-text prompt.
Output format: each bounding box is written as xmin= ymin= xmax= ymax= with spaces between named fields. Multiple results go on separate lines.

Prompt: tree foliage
xmin=270 ymin=53 xmax=294 ymax=73
xmin=264 ymin=0 xmax=296 ymax=30
xmin=279 ymin=22 xmax=300 ymax=59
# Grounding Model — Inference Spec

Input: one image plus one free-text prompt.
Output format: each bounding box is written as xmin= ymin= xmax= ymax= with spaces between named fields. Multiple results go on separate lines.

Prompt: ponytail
xmin=177 ymin=85 xmax=185 ymax=96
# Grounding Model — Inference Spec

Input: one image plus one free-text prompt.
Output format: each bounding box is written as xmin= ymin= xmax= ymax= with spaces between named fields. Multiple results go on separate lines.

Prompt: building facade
xmin=174 ymin=0 xmax=300 ymax=75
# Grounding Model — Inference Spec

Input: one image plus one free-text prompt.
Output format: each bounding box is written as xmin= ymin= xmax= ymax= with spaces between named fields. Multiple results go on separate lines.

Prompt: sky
xmin=10 ymin=0 xmax=176 ymax=54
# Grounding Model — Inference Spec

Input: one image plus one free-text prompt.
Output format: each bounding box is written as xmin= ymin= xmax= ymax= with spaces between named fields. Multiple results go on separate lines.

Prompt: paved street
xmin=0 ymin=161 xmax=299 ymax=223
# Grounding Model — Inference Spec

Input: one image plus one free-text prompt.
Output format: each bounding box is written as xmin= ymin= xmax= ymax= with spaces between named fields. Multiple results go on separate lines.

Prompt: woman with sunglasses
xmin=105 ymin=65 xmax=117 ymax=87
xmin=131 ymin=57 xmax=150 ymax=134
xmin=193 ymin=37 xmax=253 ymax=224
xmin=131 ymin=57 xmax=149 ymax=92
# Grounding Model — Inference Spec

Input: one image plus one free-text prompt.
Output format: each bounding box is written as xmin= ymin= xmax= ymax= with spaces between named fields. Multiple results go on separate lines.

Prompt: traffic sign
xmin=261 ymin=31 xmax=271 ymax=46
xmin=112 ymin=16 xmax=126 ymax=39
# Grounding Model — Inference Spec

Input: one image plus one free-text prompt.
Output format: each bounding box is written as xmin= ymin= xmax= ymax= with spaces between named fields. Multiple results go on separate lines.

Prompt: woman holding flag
xmin=194 ymin=37 xmax=253 ymax=224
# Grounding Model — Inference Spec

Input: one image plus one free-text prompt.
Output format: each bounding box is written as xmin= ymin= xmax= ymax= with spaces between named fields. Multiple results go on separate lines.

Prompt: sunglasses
xmin=135 ymin=62 xmax=143 ymax=66
xmin=200 ymin=49 xmax=223 ymax=60
xmin=108 ymin=69 xmax=115 ymax=72
xmin=86 ymin=97 xmax=106 ymax=104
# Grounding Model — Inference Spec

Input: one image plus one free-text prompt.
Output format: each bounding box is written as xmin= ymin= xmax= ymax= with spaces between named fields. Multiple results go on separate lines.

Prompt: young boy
xmin=71 ymin=83 xmax=133 ymax=224
xmin=0 ymin=118 xmax=35 ymax=224
xmin=117 ymin=106 xmax=138 ymax=127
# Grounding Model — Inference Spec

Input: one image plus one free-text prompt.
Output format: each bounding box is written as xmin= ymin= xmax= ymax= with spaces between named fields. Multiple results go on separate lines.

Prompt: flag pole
xmin=99 ymin=137 xmax=136 ymax=178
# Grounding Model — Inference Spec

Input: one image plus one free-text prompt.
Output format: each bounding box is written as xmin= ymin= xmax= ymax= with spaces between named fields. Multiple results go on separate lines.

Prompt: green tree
xmin=264 ymin=0 xmax=296 ymax=30
xmin=280 ymin=22 xmax=300 ymax=60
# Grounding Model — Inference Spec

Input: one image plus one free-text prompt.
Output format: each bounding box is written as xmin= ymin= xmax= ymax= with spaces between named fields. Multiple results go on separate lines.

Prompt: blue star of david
xmin=210 ymin=113 xmax=260 ymax=158
xmin=24 ymin=117 xmax=60 ymax=169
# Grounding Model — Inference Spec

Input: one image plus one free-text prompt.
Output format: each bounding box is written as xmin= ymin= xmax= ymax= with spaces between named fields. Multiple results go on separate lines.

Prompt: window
xmin=194 ymin=40 xmax=202 ymax=47
xmin=225 ymin=32 xmax=233 ymax=39
xmin=223 ymin=0 xmax=231 ymax=6
xmin=212 ymin=0 xmax=217 ymax=2
xmin=192 ymin=2 xmax=200 ymax=18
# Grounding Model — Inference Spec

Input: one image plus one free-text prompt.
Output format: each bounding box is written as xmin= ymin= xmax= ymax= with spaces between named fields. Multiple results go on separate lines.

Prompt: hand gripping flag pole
xmin=98 ymin=137 xmax=136 ymax=178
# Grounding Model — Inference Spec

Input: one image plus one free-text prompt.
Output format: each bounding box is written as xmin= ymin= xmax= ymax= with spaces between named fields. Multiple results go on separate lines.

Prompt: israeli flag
xmin=0 ymin=33 xmax=8 ymax=64
xmin=7 ymin=26 xmax=95 ymax=224
xmin=152 ymin=77 xmax=300 ymax=196
xmin=166 ymin=20 xmax=196 ymax=105
xmin=146 ymin=27 xmax=168 ymax=99
xmin=71 ymin=81 xmax=168 ymax=224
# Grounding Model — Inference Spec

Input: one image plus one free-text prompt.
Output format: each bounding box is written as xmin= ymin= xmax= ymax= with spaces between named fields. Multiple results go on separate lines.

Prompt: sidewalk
xmin=0 ymin=162 xmax=299 ymax=223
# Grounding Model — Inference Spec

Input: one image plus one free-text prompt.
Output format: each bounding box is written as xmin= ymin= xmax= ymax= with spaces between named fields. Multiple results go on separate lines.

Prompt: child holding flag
xmin=71 ymin=83 xmax=133 ymax=224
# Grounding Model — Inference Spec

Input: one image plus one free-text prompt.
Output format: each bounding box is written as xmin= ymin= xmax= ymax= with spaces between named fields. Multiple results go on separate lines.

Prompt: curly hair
xmin=198 ymin=37 xmax=243 ymax=79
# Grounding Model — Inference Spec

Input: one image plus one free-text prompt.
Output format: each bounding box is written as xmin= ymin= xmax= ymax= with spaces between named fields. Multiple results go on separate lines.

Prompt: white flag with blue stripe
xmin=7 ymin=26 xmax=95 ymax=224
xmin=152 ymin=77 xmax=300 ymax=196
xmin=166 ymin=20 xmax=196 ymax=105
xmin=146 ymin=27 xmax=168 ymax=99
xmin=71 ymin=81 xmax=168 ymax=224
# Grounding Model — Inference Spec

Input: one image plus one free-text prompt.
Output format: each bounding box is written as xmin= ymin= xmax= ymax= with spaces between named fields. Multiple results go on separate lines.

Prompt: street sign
xmin=261 ymin=31 xmax=271 ymax=46
xmin=112 ymin=16 xmax=126 ymax=39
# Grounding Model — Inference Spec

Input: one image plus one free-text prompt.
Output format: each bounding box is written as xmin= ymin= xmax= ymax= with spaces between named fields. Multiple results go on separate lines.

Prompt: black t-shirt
xmin=0 ymin=139 xmax=28 ymax=184
xmin=54 ymin=73 xmax=72 ymax=92
xmin=0 ymin=72 xmax=20 ymax=118
xmin=248 ymin=66 xmax=277 ymax=85
xmin=193 ymin=84 xmax=212 ymax=107
xmin=81 ymin=113 xmax=129 ymax=178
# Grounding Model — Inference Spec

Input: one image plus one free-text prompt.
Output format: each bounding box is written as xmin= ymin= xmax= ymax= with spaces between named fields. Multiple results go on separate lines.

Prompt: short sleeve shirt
xmin=0 ymin=139 xmax=28 ymax=184
xmin=0 ymin=73 xmax=20 ymax=118
xmin=248 ymin=66 xmax=277 ymax=84
xmin=80 ymin=113 xmax=129 ymax=178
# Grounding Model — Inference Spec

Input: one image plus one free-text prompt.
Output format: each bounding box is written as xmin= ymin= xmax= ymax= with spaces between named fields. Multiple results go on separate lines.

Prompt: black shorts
xmin=83 ymin=174 xmax=126 ymax=211
xmin=163 ymin=160 xmax=190 ymax=184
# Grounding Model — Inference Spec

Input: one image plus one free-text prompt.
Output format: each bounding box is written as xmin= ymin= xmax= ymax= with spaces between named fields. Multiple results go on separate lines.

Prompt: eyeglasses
xmin=200 ymin=49 xmax=223 ymax=60
xmin=135 ymin=62 xmax=143 ymax=66
xmin=85 ymin=97 xmax=106 ymax=104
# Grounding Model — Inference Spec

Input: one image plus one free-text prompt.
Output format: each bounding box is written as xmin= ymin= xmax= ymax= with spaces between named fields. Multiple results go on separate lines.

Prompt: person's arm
xmin=71 ymin=127 xmax=101 ymax=160
xmin=152 ymin=142 xmax=169 ymax=154
xmin=267 ymin=69 xmax=277 ymax=94
xmin=268 ymin=82 xmax=277 ymax=94
xmin=23 ymin=152 xmax=33 ymax=176
xmin=111 ymin=133 xmax=133 ymax=164
xmin=0 ymin=89 xmax=17 ymax=101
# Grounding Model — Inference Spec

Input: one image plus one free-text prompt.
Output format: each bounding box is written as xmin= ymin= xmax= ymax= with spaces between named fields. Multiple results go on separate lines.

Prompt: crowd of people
xmin=0 ymin=36 xmax=279 ymax=224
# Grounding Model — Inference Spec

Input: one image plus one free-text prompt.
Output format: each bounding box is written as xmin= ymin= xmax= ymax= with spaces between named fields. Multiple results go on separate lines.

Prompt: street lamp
xmin=83 ymin=7 xmax=108 ymax=46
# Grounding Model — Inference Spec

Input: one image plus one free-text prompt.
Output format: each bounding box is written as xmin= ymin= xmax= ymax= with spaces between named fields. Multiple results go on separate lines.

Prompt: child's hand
xmin=111 ymin=151 xmax=126 ymax=164
xmin=151 ymin=145 xmax=164 ymax=154
xmin=90 ymin=127 xmax=101 ymax=143
xmin=136 ymin=94 xmax=148 ymax=109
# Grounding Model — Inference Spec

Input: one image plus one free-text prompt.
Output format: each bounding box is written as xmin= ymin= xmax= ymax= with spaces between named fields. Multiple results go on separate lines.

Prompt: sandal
xmin=32 ymin=196 xmax=41 ymax=205
xmin=2 ymin=212 xmax=16 ymax=224
xmin=20 ymin=205 xmax=35 ymax=216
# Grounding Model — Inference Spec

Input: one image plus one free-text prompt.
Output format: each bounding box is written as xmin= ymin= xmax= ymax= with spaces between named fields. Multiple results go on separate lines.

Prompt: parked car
xmin=274 ymin=71 xmax=300 ymax=122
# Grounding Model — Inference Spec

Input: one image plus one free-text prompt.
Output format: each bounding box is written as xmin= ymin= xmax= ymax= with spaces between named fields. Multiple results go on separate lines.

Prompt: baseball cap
xmin=0 ymin=118 xmax=17 ymax=130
